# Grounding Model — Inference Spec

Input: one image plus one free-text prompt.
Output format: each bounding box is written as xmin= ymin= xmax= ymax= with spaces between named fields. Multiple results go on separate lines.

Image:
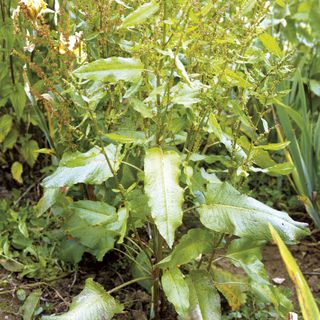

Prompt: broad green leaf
xmin=162 ymin=268 xmax=189 ymax=317
xmin=74 ymin=57 xmax=143 ymax=83
xmin=64 ymin=215 xmax=116 ymax=261
xmin=266 ymin=162 xmax=294 ymax=175
xmin=42 ymin=278 xmax=123 ymax=320
xmin=119 ymin=1 xmax=159 ymax=28
xmin=69 ymin=201 xmax=117 ymax=226
xmin=252 ymin=282 xmax=292 ymax=317
xmin=105 ymin=131 xmax=145 ymax=144
xmin=11 ymin=161 xmax=23 ymax=184
xmin=10 ymin=84 xmax=26 ymax=120
xmin=64 ymin=201 xmax=127 ymax=260
xmin=310 ymin=79 xmax=320 ymax=96
xmin=226 ymin=238 xmax=269 ymax=284
xmin=0 ymin=114 xmax=13 ymax=143
xmin=21 ymin=289 xmax=42 ymax=320
xmin=186 ymin=270 xmax=221 ymax=320
xmin=58 ymin=239 xmax=85 ymax=264
xmin=36 ymin=188 xmax=60 ymax=216
xmin=225 ymin=69 xmax=251 ymax=89
xmin=270 ymin=225 xmax=320 ymax=320
xmin=212 ymin=266 xmax=247 ymax=311
xmin=259 ymin=33 xmax=283 ymax=57
xmin=144 ymin=147 xmax=184 ymax=247
xmin=226 ymin=239 xmax=292 ymax=316
xmin=129 ymin=97 xmax=153 ymax=118
xmin=254 ymin=141 xmax=290 ymax=151
xmin=20 ymin=139 xmax=39 ymax=167
xmin=42 ymin=145 xmax=120 ymax=188
xmin=198 ymin=181 xmax=309 ymax=242
xmin=2 ymin=128 xmax=19 ymax=152
xmin=157 ymin=228 xmax=217 ymax=268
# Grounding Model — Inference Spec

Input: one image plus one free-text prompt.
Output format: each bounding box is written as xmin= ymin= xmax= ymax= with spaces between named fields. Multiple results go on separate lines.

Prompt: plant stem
xmin=10 ymin=54 xmax=15 ymax=85
xmin=151 ymin=225 xmax=163 ymax=319
xmin=107 ymin=276 xmax=150 ymax=294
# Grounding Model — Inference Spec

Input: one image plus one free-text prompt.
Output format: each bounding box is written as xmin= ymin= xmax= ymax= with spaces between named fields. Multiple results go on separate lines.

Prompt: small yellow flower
xmin=20 ymin=0 xmax=48 ymax=20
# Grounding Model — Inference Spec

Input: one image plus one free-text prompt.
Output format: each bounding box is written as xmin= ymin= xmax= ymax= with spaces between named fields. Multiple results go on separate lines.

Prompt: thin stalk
xmin=10 ymin=54 xmax=15 ymax=85
xmin=113 ymin=248 xmax=151 ymax=275
xmin=107 ymin=276 xmax=151 ymax=294
xmin=151 ymin=225 xmax=163 ymax=320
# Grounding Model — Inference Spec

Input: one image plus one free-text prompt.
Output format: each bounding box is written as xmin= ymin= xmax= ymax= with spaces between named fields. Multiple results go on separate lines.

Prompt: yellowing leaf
xmin=254 ymin=141 xmax=290 ymax=151
xmin=275 ymin=0 xmax=286 ymax=7
xmin=269 ymin=225 xmax=320 ymax=320
xmin=259 ymin=33 xmax=283 ymax=58
xmin=212 ymin=266 xmax=247 ymax=311
xmin=11 ymin=161 xmax=23 ymax=184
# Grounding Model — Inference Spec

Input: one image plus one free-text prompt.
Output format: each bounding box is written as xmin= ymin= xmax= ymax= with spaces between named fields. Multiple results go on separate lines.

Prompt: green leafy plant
xmin=23 ymin=1 xmax=312 ymax=319
xmin=1 ymin=0 xmax=317 ymax=319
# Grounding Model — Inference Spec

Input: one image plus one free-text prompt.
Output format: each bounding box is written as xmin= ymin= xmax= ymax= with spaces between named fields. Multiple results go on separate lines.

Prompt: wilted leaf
xmin=212 ymin=266 xmax=247 ymax=311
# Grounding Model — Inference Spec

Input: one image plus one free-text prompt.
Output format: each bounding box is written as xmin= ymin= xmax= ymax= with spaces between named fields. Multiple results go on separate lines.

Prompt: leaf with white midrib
xmin=144 ymin=147 xmax=184 ymax=247
xmin=199 ymin=181 xmax=309 ymax=242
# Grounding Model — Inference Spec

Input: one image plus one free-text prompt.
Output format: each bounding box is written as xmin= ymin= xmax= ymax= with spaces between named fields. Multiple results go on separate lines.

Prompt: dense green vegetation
xmin=0 ymin=0 xmax=319 ymax=319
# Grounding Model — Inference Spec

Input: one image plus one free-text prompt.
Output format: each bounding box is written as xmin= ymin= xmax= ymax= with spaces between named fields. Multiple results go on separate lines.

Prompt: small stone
xmin=272 ymin=277 xmax=286 ymax=284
